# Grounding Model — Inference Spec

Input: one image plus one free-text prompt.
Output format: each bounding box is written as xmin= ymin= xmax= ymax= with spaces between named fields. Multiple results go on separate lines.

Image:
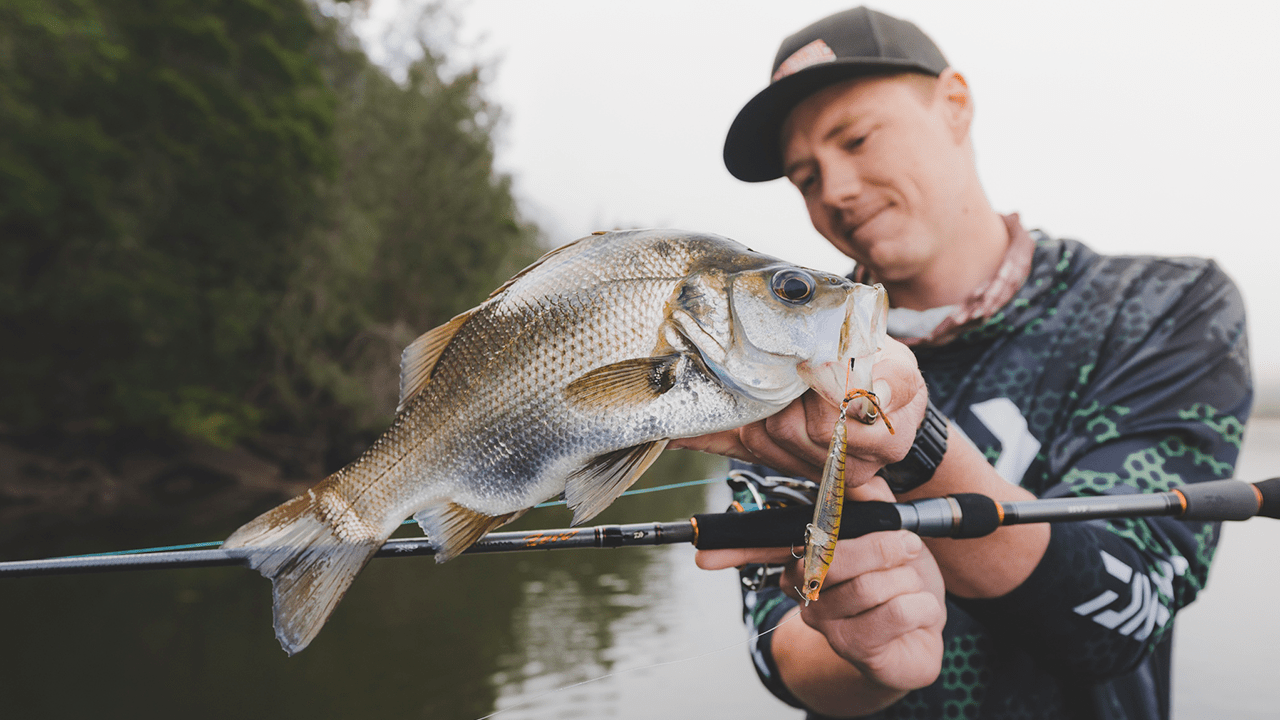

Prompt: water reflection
xmin=8 ymin=429 xmax=1271 ymax=720
xmin=485 ymin=450 xmax=727 ymax=719
xmin=0 ymin=449 xmax=733 ymax=720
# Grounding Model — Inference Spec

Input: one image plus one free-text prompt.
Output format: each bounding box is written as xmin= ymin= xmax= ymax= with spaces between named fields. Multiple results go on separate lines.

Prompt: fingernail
xmin=901 ymin=532 xmax=923 ymax=556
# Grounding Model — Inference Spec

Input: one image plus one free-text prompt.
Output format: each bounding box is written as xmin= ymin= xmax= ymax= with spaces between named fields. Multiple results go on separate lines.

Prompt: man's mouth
xmin=844 ymin=202 xmax=891 ymax=238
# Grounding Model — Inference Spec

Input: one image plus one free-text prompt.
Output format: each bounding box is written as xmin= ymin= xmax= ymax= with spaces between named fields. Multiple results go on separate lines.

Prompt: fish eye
xmin=770 ymin=269 xmax=815 ymax=305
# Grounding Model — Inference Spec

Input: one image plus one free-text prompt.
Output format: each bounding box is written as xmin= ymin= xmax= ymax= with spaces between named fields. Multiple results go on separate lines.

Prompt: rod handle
xmin=691 ymin=502 xmax=903 ymax=550
xmin=1178 ymin=479 xmax=1272 ymax=521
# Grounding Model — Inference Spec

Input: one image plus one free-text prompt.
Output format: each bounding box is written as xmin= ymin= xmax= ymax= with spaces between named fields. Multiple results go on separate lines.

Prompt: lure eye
xmin=771 ymin=269 xmax=816 ymax=305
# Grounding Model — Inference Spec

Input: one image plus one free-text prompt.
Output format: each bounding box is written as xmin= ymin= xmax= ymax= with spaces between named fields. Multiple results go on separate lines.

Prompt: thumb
xmin=848 ymin=474 xmax=895 ymax=503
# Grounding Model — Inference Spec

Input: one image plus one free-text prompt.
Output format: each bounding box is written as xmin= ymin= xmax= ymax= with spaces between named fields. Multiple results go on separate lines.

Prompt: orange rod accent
xmin=1171 ymin=489 xmax=1189 ymax=515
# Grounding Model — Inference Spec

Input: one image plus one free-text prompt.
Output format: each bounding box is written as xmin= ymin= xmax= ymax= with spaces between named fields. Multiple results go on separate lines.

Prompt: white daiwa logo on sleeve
xmin=1071 ymin=550 xmax=1189 ymax=641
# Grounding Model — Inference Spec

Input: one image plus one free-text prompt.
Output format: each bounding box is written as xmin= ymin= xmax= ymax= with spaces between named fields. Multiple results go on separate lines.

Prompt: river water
xmin=2 ymin=424 xmax=1276 ymax=719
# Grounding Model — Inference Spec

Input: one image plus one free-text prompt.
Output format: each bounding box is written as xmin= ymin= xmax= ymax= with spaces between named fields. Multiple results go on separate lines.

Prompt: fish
xmin=222 ymin=228 xmax=888 ymax=654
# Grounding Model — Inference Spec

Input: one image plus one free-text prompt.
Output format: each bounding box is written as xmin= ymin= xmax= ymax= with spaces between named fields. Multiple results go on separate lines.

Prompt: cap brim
xmin=723 ymin=59 xmax=936 ymax=183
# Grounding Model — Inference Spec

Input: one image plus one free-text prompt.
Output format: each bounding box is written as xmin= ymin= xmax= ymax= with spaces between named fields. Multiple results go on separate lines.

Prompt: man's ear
xmin=935 ymin=68 xmax=973 ymax=144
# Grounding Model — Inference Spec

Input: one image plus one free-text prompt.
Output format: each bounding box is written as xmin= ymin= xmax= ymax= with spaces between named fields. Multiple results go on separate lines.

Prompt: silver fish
xmin=223 ymin=229 xmax=887 ymax=654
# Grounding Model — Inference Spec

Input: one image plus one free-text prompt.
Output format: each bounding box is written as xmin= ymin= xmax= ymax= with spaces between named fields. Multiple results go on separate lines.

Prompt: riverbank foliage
xmin=1 ymin=0 xmax=542 ymax=472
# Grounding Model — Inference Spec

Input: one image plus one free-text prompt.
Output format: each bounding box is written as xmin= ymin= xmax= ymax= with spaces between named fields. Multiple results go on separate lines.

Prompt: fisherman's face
xmin=780 ymin=73 xmax=970 ymax=282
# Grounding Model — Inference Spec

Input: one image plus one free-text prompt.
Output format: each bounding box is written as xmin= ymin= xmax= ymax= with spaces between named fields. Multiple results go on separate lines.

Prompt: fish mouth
xmin=797 ymin=355 xmax=875 ymax=411
xmin=797 ymin=283 xmax=887 ymax=410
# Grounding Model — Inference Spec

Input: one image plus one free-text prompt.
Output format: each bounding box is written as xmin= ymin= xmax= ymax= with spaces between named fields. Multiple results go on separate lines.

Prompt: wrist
xmin=878 ymin=397 xmax=949 ymax=494
xmin=773 ymin=611 xmax=911 ymax=716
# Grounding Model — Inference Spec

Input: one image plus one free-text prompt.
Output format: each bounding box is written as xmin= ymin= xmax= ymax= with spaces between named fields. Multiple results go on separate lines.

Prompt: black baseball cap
xmin=723 ymin=6 xmax=948 ymax=182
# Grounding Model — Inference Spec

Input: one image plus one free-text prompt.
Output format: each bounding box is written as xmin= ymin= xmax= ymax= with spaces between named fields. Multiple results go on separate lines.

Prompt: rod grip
xmin=1255 ymin=477 xmax=1280 ymax=519
xmin=1178 ymin=479 xmax=1266 ymax=521
xmin=692 ymin=502 xmax=903 ymax=550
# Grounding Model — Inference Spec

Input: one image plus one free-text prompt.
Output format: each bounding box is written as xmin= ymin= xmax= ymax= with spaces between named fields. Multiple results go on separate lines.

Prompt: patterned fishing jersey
xmin=738 ymin=233 xmax=1252 ymax=720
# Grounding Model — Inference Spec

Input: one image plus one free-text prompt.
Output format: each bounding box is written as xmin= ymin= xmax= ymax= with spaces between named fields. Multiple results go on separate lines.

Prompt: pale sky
xmin=359 ymin=0 xmax=1280 ymax=389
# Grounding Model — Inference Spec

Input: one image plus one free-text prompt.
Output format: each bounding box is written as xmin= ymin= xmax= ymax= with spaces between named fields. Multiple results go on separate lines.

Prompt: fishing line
xmin=402 ymin=476 xmax=720 ymax=520
xmin=473 ymin=608 xmax=803 ymax=720
xmin=51 ymin=476 xmax=726 ymax=561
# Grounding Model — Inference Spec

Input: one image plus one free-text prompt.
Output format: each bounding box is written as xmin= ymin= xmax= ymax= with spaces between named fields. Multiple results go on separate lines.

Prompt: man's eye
xmin=843 ymin=135 xmax=867 ymax=152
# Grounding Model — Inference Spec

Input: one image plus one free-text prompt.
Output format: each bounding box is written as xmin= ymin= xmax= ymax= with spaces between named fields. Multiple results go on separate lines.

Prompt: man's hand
xmin=671 ymin=338 xmax=928 ymax=485
xmin=696 ymin=478 xmax=946 ymax=714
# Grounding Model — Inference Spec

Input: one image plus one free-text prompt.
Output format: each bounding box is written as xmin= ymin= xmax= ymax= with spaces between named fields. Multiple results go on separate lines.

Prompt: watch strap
xmin=878 ymin=397 xmax=949 ymax=494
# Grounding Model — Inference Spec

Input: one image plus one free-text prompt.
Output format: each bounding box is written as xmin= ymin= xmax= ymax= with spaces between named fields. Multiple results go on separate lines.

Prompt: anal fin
xmin=414 ymin=502 xmax=519 ymax=563
xmin=564 ymin=440 xmax=669 ymax=525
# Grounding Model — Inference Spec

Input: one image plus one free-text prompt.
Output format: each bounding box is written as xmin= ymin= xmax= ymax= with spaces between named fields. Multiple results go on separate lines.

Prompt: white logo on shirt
xmin=1072 ymin=550 xmax=1187 ymax=641
xmin=969 ymin=397 xmax=1041 ymax=484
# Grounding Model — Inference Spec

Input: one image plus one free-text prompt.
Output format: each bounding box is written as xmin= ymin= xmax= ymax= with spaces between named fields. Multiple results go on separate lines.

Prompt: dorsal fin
xmin=398 ymin=309 xmax=476 ymax=412
xmin=484 ymin=237 xmax=587 ymax=300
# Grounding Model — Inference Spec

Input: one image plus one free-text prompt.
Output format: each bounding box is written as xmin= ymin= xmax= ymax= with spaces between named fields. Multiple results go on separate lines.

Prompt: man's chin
xmin=846 ymin=238 xmax=934 ymax=283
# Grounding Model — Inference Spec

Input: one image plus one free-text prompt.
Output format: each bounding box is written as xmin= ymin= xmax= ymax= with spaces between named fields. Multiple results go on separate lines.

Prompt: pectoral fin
xmin=564 ymin=440 xmax=668 ymax=525
xmin=564 ymin=356 xmax=680 ymax=412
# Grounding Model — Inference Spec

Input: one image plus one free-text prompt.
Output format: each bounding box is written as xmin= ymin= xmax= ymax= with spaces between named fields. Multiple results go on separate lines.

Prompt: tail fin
xmin=223 ymin=490 xmax=383 ymax=655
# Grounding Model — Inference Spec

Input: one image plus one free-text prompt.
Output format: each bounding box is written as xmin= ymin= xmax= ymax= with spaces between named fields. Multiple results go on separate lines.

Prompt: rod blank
xmin=0 ymin=521 xmax=696 ymax=579
xmin=2 ymin=478 xmax=1275 ymax=578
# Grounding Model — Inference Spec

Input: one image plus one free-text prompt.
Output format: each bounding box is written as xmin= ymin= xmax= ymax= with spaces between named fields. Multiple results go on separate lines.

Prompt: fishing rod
xmin=2 ymin=477 xmax=1277 ymax=578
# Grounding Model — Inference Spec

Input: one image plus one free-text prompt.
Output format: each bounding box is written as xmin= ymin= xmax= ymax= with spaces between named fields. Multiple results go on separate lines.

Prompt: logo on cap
xmin=772 ymin=39 xmax=837 ymax=82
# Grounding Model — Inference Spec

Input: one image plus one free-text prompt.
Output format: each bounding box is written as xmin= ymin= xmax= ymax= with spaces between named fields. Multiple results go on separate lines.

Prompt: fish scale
xmin=222 ymin=228 xmax=887 ymax=654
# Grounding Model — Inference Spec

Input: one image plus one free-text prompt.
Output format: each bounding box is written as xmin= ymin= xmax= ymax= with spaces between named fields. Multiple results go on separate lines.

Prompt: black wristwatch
xmin=878 ymin=397 xmax=949 ymax=494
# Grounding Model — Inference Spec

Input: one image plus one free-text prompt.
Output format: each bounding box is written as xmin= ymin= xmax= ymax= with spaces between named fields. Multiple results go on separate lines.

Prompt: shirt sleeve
xmin=739 ymin=566 xmax=809 ymax=710
xmin=955 ymin=258 xmax=1252 ymax=681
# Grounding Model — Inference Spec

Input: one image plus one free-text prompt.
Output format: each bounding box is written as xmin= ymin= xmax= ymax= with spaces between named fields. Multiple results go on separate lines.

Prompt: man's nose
xmin=820 ymin=161 xmax=862 ymax=207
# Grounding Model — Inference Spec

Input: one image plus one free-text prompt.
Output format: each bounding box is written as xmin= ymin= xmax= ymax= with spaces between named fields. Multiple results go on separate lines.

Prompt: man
xmin=671 ymin=7 xmax=1251 ymax=719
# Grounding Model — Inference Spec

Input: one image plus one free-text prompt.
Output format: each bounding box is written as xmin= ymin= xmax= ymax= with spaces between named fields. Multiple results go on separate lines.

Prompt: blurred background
xmin=1 ymin=1 xmax=1276 ymax=718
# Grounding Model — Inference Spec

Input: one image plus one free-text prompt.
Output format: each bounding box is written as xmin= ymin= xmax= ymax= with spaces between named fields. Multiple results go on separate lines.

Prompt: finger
xmin=851 ymin=627 xmax=945 ymax=692
xmin=762 ymin=397 xmax=831 ymax=465
xmin=739 ymin=419 xmax=823 ymax=481
xmin=843 ymin=395 xmax=922 ymax=469
xmin=801 ymin=390 xmax=842 ymax=446
xmin=825 ymin=592 xmax=945 ymax=654
xmin=695 ymin=547 xmax=798 ymax=570
xmin=803 ymin=565 xmax=925 ymax=618
xmin=782 ymin=531 xmax=923 ymax=591
xmin=667 ymin=430 xmax=759 ymax=464
xmin=869 ymin=341 xmax=928 ymax=427
xmin=847 ymin=474 xmax=895 ymax=502
xmin=830 ymin=531 xmax=925 ymax=580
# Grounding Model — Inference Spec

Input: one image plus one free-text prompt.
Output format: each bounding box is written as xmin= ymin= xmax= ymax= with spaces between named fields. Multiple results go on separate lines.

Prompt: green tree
xmin=1 ymin=0 xmax=335 ymax=445
xmin=1 ymin=0 xmax=542 ymax=470
xmin=268 ymin=12 xmax=542 ymax=453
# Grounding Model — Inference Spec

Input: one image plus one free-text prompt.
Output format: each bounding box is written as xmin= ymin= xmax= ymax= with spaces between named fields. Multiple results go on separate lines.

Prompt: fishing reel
xmin=725 ymin=466 xmax=815 ymax=592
